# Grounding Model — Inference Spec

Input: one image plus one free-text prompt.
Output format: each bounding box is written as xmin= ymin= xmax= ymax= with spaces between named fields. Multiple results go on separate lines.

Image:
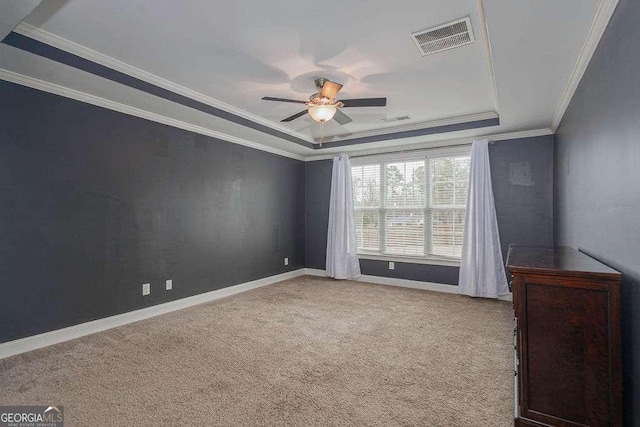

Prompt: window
xmin=351 ymin=148 xmax=470 ymax=263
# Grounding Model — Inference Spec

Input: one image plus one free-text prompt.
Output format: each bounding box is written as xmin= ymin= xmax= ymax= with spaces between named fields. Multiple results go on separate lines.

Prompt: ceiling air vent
xmin=411 ymin=17 xmax=474 ymax=56
xmin=381 ymin=115 xmax=410 ymax=123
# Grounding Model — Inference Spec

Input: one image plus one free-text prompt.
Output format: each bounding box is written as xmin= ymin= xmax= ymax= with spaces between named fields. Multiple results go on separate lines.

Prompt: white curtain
xmin=459 ymin=140 xmax=510 ymax=298
xmin=326 ymin=154 xmax=361 ymax=279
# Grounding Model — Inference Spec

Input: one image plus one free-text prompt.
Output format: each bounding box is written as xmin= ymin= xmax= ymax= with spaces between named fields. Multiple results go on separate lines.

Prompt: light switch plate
xmin=142 ymin=283 xmax=151 ymax=295
xmin=166 ymin=279 xmax=172 ymax=290
xmin=284 ymin=257 xmax=289 ymax=266
xmin=389 ymin=262 xmax=395 ymax=270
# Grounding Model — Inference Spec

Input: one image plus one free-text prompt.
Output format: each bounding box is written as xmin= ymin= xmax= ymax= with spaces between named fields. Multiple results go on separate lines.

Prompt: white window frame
xmin=351 ymin=145 xmax=471 ymax=267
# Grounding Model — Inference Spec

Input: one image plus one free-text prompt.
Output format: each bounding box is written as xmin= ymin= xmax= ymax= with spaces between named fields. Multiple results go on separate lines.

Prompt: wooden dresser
xmin=506 ymin=245 xmax=622 ymax=427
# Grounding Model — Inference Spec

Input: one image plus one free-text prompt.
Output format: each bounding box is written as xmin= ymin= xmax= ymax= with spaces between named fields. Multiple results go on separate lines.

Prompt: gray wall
xmin=490 ymin=136 xmax=554 ymax=261
xmin=0 ymin=81 xmax=305 ymax=343
xmin=554 ymin=0 xmax=640 ymax=422
xmin=304 ymin=160 xmax=333 ymax=271
xmin=305 ymin=135 xmax=554 ymax=284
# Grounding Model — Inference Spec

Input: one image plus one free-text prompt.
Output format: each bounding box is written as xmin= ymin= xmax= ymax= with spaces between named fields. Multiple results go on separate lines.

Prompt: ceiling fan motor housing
xmin=314 ymin=78 xmax=329 ymax=91
xmin=307 ymin=93 xmax=343 ymax=107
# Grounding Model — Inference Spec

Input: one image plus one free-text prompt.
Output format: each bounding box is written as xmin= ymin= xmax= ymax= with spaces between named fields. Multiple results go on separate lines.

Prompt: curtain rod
xmin=347 ymin=139 xmax=495 ymax=159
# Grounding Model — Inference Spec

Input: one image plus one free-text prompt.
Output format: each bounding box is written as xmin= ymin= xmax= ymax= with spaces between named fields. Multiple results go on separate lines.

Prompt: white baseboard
xmin=303 ymin=268 xmax=328 ymax=277
xmin=1 ymin=267 xmax=512 ymax=360
xmin=304 ymin=268 xmax=512 ymax=301
xmin=0 ymin=269 xmax=306 ymax=360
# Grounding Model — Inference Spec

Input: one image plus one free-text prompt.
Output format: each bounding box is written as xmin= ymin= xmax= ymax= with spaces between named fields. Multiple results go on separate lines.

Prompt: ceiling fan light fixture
xmin=262 ymin=77 xmax=386 ymax=124
xmin=308 ymin=104 xmax=337 ymax=123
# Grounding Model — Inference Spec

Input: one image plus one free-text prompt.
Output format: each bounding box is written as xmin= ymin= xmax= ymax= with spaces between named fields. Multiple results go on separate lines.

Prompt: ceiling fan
xmin=262 ymin=78 xmax=387 ymax=125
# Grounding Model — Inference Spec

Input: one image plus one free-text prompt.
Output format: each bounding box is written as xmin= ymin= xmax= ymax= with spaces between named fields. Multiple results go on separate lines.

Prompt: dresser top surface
xmin=506 ymin=245 xmax=621 ymax=279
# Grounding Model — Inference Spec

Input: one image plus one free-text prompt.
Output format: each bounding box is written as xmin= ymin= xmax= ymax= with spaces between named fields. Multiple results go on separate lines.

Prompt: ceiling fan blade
xmin=340 ymin=98 xmax=387 ymax=107
xmin=281 ymin=110 xmax=308 ymax=122
xmin=262 ymin=96 xmax=307 ymax=104
xmin=333 ymin=109 xmax=353 ymax=125
xmin=319 ymin=81 xmax=343 ymax=99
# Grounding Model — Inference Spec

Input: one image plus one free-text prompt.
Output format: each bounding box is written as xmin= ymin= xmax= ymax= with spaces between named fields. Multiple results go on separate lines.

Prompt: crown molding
xmin=476 ymin=0 xmax=500 ymax=114
xmin=0 ymin=68 xmax=306 ymax=161
xmin=303 ymin=128 xmax=553 ymax=161
xmin=551 ymin=0 xmax=619 ymax=131
xmin=490 ymin=128 xmax=553 ymax=142
xmin=13 ymin=22 xmax=314 ymax=143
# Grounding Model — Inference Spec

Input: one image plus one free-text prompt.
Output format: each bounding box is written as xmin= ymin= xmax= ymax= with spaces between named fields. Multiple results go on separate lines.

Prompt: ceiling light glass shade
xmin=308 ymin=105 xmax=337 ymax=123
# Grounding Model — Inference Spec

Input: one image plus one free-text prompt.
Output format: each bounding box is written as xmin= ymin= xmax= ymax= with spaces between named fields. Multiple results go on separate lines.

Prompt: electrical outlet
xmin=284 ymin=257 xmax=289 ymax=266
xmin=389 ymin=261 xmax=395 ymax=270
xmin=166 ymin=279 xmax=172 ymax=290
xmin=142 ymin=283 xmax=151 ymax=295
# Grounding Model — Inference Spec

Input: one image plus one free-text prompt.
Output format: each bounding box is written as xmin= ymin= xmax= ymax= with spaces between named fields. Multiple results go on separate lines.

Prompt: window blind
xmin=351 ymin=149 xmax=470 ymax=261
xmin=352 ymin=164 xmax=381 ymax=251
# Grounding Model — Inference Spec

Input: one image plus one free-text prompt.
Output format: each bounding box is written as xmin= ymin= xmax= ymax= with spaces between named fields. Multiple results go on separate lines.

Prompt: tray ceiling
xmin=0 ymin=0 xmax=610 ymax=157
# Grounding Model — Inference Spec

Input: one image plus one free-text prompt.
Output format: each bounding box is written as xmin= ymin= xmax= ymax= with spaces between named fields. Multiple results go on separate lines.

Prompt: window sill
xmin=357 ymin=253 xmax=461 ymax=267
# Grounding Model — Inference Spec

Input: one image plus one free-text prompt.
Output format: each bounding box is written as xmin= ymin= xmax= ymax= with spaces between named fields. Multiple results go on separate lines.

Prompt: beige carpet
xmin=0 ymin=276 xmax=514 ymax=426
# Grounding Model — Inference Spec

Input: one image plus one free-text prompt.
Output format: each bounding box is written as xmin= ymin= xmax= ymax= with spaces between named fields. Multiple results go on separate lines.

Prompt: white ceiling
xmin=0 ymin=0 xmax=39 ymax=40
xmin=0 ymin=0 xmax=611 ymax=158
